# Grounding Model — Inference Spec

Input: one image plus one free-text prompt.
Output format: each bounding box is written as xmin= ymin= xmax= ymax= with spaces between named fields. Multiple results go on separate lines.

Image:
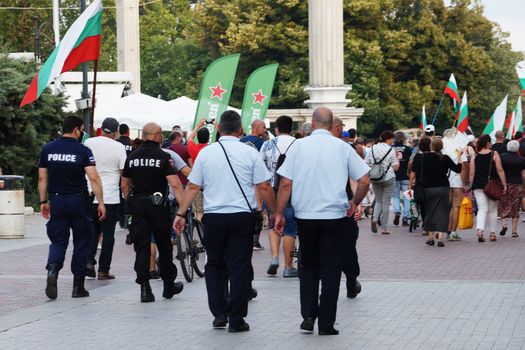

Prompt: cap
xmin=342 ymin=131 xmax=350 ymax=138
xmin=467 ymin=134 xmax=475 ymax=142
xmin=101 ymin=117 xmax=119 ymax=134
xmin=425 ymin=124 xmax=435 ymax=133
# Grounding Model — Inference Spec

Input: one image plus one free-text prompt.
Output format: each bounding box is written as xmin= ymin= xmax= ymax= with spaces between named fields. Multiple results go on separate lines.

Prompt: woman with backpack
xmin=365 ymin=130 xmax=399 ymax=234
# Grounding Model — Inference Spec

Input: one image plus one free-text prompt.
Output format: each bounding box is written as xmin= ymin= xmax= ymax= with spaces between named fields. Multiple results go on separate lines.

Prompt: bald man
xmin=275 ymin=107 xmax=370 ymax=335
xmin=240 ymin=119 xmax=267 ymax=151
xmin=121 ymin=122 xmax=185 ymax=302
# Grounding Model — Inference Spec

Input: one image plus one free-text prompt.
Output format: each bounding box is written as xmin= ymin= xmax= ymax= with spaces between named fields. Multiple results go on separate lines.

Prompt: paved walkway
xmin=0 ymin=215 xmax=524 ymax=349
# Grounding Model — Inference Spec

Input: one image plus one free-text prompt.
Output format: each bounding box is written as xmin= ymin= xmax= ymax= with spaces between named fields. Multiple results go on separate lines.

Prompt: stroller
xmin=403 ymin=189 xmax=420 ymax=232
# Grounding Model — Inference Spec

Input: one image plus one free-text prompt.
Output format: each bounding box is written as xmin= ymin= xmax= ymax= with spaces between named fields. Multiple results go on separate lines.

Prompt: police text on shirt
xmin=128 ymin=158 xmax=161 ymax=168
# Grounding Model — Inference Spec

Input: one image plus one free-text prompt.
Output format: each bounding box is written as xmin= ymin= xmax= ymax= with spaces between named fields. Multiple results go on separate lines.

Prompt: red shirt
xmin=168 ymin=143 xmax=190 ymax=185
xmin=188 ymin=140 xmax=207 ymax=162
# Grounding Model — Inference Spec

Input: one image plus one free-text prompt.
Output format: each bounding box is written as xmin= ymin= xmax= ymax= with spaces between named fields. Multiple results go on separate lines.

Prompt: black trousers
xmin=343 ymin=217 xmax=360 ymax=279
xmin=88 ymin=204 xmax=119 ymax=272
xmin=297 ymin=217 xmax=348 ymax=331
xmin=202 ymin=212 xmax=255 ymax=326
xmin=128 ymin=198 xmax=177 ymax=284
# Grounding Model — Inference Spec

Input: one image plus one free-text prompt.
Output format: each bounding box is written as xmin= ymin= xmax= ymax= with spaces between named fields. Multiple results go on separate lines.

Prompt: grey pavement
xmin=0 ymin=214 xmax=524 ymax=349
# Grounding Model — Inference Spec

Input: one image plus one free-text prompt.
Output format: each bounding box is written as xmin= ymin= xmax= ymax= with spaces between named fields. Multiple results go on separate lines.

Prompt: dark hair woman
xmin=469 ymin=134 xmax=507 ymax=242
xmin=410 ymin=137 xmax=462 ymax=247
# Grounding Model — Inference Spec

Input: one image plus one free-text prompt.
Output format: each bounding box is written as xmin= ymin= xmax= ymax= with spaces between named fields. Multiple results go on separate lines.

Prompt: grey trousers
xmin=372 ymin=178 xmax=395 ymax=230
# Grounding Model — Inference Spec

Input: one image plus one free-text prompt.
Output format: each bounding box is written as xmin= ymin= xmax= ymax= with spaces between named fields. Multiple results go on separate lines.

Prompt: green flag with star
xmin=240 ymin=64 xmax=279 ymax=134
xmin=193 ymin=54 xmax=241 ymax=141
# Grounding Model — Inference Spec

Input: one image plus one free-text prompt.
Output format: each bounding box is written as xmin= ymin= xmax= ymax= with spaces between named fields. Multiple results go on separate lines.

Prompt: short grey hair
xmin=507 ymin=140 xmax=520 ymax=153
xmin=394 ymin=131 xmax=406 ymax=144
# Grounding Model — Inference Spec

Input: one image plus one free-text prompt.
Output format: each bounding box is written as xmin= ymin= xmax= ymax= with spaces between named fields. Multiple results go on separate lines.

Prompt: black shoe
xmin=249 ymin=288 xmax=257 ymax=300
xmin=150 ymin=270 xmax=160 ymax=279
xmin=162 ymin=281 xmax=184 ymax=299
xmin=86 ymin=263 xmax=96 ymax=278
xmin=402 ymin=219 xmax=409 ymax=227
xmin=500 ymin=226 xmax=508 ymax=236
xmin=300 ymin=318 xmax=314 ymax=332
xmin=426 ymin=240 xmax=435 ymax=246
xmin=346 ymin=278 xmax=362 ymax=299
xmin=212 ymin=315 xmax=228 ymax=328
xmin=125 ymin=233 xmax=132 ymax=245
xmin=71 ymin=276 xmax=90 ymax=298
xmin=228 ymin=320 xmax=250 ymax=333
xmin=393 ymin=213 xmax=400 ymax=226
xmin=319 ymin=327 xmax=339 ymax=335
xmin=140 ymin=281 xmax=155 ymax=302
xmin=45 ymin=264 xmax=60 ymax=300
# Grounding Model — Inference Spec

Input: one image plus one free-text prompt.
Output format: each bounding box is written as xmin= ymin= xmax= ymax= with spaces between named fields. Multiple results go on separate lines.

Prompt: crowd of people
xmin=36 ymin=106 xmax=524 ymax=336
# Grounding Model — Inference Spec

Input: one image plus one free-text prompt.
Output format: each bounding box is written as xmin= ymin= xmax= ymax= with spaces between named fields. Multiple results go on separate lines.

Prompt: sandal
xmin=489 ymin=233 xmax=497 ymax=242
xmin=512 ymin=232 xmax=519 ymax=238
xmin=477 ymin=230 xmax=485 ymax=243
xmin=500 ymin=226 xmax=508 ymax=236
xmin=437 ymin=232 xmax=445 ymax=247
xmin=425 ymin=239 xmax=435 ymax=246
xmin=381 ymin=231 xmax=390 ymax=235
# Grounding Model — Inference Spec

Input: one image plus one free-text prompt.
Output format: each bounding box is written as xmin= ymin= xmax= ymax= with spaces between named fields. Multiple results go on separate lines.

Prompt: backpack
xmin=369 ymin=146 xmax=392 ymax=182
xmin=273 ymin=138 xmax=297 ymax=192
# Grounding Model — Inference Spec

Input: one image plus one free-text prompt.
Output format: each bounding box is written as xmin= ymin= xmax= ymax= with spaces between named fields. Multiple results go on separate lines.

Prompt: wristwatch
xmin=39 ymin=200 xmax=48 ymax=205
xmin=175 ymin=213 xmax=185 ymax=218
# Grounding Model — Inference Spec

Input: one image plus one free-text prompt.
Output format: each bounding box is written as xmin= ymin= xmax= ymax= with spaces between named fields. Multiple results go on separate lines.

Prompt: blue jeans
xmin=392 ymin=180 xmax=410 ymax=220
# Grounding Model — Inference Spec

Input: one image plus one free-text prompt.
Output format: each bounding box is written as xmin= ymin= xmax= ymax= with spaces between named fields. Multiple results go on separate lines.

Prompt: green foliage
xmin=0 ymin=55 xmax=66 ymax=206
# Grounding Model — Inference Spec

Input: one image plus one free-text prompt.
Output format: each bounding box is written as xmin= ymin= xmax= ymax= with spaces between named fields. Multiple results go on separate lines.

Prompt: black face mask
xmin=78 ymin=130 xmax=86 ymax=143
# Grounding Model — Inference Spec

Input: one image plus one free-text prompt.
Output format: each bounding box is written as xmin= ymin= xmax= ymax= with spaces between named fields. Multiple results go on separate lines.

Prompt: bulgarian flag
xmin=506 ymin=97 xmax=523 ymax=139
xmin=444 ymin=73 xmax=461 ymax=105
xmin=483 ymin=95 xmax=508 ymax=139
xmin=516 ymin=63 xmax=525 ymax=96
xmin=419 ymin=105 xmax=427 ymax=131
xmin=20 ymin=0 xmax=102 ymax=107
xmin=456 ymin=91 xmax=468 ymax=133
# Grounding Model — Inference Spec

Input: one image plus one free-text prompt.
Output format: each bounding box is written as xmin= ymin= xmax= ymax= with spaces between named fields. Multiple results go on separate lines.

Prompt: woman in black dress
xmin=410 ymin=138 xmax=462 ymax=247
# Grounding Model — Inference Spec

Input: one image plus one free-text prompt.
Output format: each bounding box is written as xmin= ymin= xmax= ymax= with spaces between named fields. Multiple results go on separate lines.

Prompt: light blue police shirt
xmin=277 ymin=129 xmax=370 ymax=220
xmin=188 ymin=136 xmax=271 ymax=214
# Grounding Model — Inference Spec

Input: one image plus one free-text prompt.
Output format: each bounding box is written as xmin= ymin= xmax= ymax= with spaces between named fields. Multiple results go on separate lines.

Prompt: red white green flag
xmin=506 ymin=97 xmax=523 ymax=139
xmin=516 ymin=63 xmax=525 ymax=96
xmin=483 ymin=95 xmax=508 ymax=139
xmin=20 ymin=0 xmax=102 ymax=107
xmin=419 ymin=105 xmax=427 ymax=131
xmin=456 ymin=92 xmax=468 ymax=133
xmin=444 ymin=73 xmax=461 ymax=106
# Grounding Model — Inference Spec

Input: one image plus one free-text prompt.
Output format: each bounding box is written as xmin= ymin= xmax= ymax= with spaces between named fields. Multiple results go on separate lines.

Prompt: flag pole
xmin=90 ymin=59 xmax=99 ymax=137
xmin=80 ymin=0 xmax=90 ymax=135
xmin=431 ymin=91 xmax=445 ymax=125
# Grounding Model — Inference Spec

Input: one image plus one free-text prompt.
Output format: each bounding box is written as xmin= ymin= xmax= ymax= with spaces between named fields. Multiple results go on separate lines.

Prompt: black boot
xmin=45 ymin=264 xmax=60 ymax=300
xmin=141 ymin=281 xmax=155 ymax=302
xmin=72 ymin=276 xmax=90 ymax=298
xmin=346 ymin=277 xmax=362 ymax=299
xmin=162 ymin=281 xmax=183 ymax=299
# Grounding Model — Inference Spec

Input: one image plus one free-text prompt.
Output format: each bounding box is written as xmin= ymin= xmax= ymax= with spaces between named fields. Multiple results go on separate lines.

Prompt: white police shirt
xmin=188 ymin=136 xmax=271 ymax=214
xmin=277 ymin=129 xmax=370 ymax=220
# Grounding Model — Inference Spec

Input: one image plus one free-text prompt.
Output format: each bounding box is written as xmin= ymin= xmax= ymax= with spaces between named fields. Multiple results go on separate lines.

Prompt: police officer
xmin=116 ymin=123 xmax=133 ymax=230
xmin=38 ymin=116 xmax=106 ymax=300
xmin=174 ymin=111 xmax=277 ymax=332
xmin=275 ymin=107 xmax=370 ymax=335
xmin=121 ymin=122 xmax=185 ymax=302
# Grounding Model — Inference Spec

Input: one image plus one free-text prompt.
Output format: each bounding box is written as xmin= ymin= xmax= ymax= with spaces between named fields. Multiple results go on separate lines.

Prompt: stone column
xmin=304 ymin=0 xmax=352 ymax=110
xmin=116 ymin=0 xmax=140 ymax=92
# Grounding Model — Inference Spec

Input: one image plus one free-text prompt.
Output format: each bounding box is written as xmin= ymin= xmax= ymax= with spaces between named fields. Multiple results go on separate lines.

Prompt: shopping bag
xmin=458 ymin=196 xmax=473 ymax=229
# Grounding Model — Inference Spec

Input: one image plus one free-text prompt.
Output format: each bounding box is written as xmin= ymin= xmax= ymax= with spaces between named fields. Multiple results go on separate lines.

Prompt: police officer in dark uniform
xmin=121 ymin=122 xmax=185 ymax=302
xmin=38 ymin=116 xmax=106 ymax=300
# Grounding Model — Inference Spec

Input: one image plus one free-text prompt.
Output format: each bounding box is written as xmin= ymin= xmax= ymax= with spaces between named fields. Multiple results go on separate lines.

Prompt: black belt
xmin=50 ymin=191 xmax=87 ymax=196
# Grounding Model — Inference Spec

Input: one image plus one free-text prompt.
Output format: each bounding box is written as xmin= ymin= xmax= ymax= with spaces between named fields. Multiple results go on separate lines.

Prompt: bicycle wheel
xmin=191 ymin=219 xmax=206 ymax=277
xmin=177 ymin=231 xmax=194 ymax=282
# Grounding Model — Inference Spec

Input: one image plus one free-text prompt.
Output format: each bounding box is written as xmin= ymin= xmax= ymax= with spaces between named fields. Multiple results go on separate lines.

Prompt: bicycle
xmin=175 ymin=207 xmax=206 ymax=282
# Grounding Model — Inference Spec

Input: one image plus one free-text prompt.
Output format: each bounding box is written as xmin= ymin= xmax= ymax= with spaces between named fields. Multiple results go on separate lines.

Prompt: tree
xmin=0 ymin=55 xmax=66 ymax=206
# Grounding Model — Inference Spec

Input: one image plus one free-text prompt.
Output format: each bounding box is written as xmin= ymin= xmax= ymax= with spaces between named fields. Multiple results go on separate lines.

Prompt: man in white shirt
xmin=260 ymin=115 xmax=298 ymax=278
xmin=275 ymin=107 xmax=370 ymax=335
xmin=174 ymin=111 xmax=277 ymax=333
xmin=84 ymin=118 xmax=127 ymax=280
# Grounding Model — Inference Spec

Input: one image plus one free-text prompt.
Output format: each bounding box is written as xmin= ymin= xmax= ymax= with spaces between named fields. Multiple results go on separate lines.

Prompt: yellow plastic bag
xmin=458 ymin=196 xmax=473 ymax=230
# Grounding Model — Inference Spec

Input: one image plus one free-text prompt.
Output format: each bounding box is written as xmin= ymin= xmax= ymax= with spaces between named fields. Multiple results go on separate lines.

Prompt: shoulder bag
xmin=483 ymin=151 xmax=504 ymax=201
xmin=217 ymin=141 xmax=255 ymax=214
